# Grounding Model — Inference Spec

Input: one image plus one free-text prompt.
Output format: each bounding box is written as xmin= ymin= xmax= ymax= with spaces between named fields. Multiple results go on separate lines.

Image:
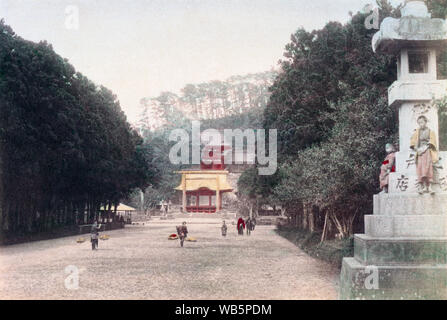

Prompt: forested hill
xmin=136 ymin=70 xmax=277 ymax=132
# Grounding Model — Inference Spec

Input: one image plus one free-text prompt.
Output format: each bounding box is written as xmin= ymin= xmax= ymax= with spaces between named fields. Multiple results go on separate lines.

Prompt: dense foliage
xmin=238 ymin=0 xmax=447 ymax=239
xmin=0 ymin=20 xmax=157 ymax=241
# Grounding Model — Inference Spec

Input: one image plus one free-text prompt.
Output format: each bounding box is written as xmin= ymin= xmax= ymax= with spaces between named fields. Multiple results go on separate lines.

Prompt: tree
xmin=0 ymin=20 xmax=158 ymax=241
xmin=239 ymin=1 xmax=401 ymax=239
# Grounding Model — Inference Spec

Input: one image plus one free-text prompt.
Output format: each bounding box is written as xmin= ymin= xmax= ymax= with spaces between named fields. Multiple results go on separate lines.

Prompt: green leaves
xmin=238 ymin=1 xmax=404 ymax=237
xmin=264 ymin=4 xmax=398 ymax=160
xmin=0 ymin=20 xmax=158 ymax=236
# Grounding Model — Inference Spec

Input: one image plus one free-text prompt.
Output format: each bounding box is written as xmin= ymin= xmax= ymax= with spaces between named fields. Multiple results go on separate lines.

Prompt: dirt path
xmin=0 ymin=218 xmax=339 ymax=299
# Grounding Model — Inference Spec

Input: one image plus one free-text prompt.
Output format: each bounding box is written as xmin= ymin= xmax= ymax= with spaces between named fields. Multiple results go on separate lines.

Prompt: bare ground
xmin=0 ymin=217 xmax=339 ymax=299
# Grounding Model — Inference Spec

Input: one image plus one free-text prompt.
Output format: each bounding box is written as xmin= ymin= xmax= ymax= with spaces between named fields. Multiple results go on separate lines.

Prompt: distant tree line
xmin=137 ymin=71 xmax=276 ymax=131
xmin=0 ymin=20 xmax=158 ymax=242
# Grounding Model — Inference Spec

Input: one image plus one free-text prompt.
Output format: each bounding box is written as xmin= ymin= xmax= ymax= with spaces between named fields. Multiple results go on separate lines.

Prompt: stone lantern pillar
xmin=340 ymin=1 xmax=447 ymax=299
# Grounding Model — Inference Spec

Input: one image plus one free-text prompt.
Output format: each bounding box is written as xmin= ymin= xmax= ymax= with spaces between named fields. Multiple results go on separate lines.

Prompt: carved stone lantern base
xmin=340 ymin=191 xmax=447 ymax=299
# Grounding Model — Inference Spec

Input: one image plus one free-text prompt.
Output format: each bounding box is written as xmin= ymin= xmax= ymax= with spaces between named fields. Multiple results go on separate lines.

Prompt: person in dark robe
xmin=221 ymin=220 xmax=227 ymax=237
xmin=246 ymin=218 xmax=252 ymax=235
xmin=251 ymin=217 xmax=256 ymax=231
xmin=90 ymin=221 xmax=101 ymax=250
xmin=176 ymin=221 xmax=188 ymax=247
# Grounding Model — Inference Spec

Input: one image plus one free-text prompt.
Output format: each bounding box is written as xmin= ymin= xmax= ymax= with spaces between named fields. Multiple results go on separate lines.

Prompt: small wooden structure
xmin=100 ymin=203 xmax=136 ymax=224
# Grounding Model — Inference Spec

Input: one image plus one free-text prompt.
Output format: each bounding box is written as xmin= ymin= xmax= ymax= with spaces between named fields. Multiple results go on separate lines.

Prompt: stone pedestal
xmin=340 ymin=191 xmax=447 ymax=299
xmin=340 ymin=256 xmax=447 ymax=300
xmin=341 ymin=185 xmax=447 ymax=299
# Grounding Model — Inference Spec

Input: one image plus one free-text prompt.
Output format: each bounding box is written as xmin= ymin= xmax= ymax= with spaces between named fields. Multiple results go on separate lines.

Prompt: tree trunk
xmin=302 ymin=203 xmax=308 ymax=230
xmin=0 ymin=164 xmax=3 ymax=242
xmin=320 ymin=211 xmax=329 ymax=244
xmin=308 ymin=205 xmax=315 ymax=233
xmin=249 ymin=202 xmax=253 ymax=219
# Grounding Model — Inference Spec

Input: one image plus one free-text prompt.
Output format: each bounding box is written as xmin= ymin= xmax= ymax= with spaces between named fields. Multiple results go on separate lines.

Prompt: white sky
xmin=0 ymin=0 xmax=405 ymax=123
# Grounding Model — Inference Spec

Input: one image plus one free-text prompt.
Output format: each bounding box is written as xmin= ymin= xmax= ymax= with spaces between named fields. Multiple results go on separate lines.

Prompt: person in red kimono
xmin=237 ymin=217 xmax=245 ymax=236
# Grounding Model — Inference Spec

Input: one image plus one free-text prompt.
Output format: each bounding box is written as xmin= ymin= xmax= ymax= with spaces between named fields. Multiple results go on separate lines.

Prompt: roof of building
xmin=100 ymin=203 xmax=136 ymax=211
xmin=175 ymin=171 xmax=233 ymax=192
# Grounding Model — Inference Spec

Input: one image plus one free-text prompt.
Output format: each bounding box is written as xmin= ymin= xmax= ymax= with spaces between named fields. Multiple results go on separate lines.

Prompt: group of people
xmin=235 ymin=217 xmax=256 ymax=236
xmin=89 ymin=215 xmax=258 ymax=250
xmin=221 ymin=217 xmax=256 ymax=237
xmin=173 ymin=217 xmax=256 ymax=248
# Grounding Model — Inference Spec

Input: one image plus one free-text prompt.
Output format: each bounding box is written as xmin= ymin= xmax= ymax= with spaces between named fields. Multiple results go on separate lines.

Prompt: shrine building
xmin=175 ymin=144 xmax=233 ymax=213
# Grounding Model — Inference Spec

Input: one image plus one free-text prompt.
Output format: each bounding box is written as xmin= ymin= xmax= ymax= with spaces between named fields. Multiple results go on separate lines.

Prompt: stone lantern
xmin=340 ymin=1 xmax=447 ymax=299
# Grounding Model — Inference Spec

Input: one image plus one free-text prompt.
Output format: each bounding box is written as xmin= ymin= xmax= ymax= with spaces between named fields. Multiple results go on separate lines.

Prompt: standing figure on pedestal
xmin=410 ymin=115 xmax=439 ymax=195
xmin=379 ymin=143 xmax=396 ymax=193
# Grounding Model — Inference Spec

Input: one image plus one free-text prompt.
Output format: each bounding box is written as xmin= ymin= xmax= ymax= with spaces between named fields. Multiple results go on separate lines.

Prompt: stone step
xmin=340 ymin=257 xmax=447 ymax=300
xmin=365 ymin=214 xmax=447 ymax=237
xmin=353 ymin=234 xmax=447 ymax=265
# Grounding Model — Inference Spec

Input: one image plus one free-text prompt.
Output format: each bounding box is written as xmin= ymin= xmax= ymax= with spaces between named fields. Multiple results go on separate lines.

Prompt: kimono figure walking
xmin=237 ymin=217 xmax=245 ymax=236
xmin=176 ymin=221 xmax=188 ymax=247
xmin=246 ymin=218 xmax=252 ymax=236
xmin=90 ymin=221 xmax=101 ymax=250
xmin=251 ymin=217 xmax=256 ymax=231
xmin=221 ymin=220 xmax=227 ymax=237
xmin=164 ymin=200 xmax=169 ymax=215
xmin=410 ymin=115 xmax=438 ymax=194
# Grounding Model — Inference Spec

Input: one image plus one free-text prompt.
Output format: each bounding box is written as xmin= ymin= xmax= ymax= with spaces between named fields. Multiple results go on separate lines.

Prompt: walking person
xmin=246 ymin=218 xmax=252 ymax=236
xmin=221 ymin=220 xmax=227 ymax=237
xmin=237 ymin=217 xmax=245 ymax=236
xmin=251 ymin=217 xmax=256 ymax=231
xmin=90 ymin=220 xmax=101 ymax=250
xmin=161 ymin=201 xmax=167 ymax=216
xmin=176 ymin=221 xmax=188 ymax=247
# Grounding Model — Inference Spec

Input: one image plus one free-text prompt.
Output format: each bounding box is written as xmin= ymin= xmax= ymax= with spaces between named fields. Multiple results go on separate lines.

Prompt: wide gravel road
xmin=0 ymin=217 xmax=339 ymax=299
